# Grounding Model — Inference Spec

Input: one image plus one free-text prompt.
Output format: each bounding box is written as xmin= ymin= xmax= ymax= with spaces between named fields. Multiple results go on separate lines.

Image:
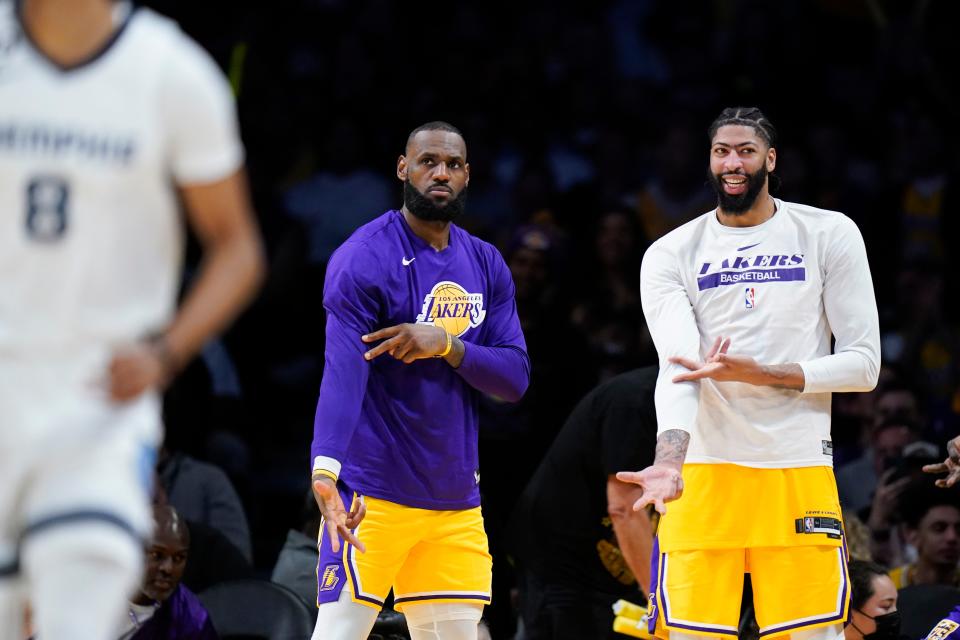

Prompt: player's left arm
xmin=448 ymin=248 xmax=529 ymax=401
xmin=362 ymin=248 xmax=530 ymax=402
xmin=672 ymin=218 xmax=880 ymax=393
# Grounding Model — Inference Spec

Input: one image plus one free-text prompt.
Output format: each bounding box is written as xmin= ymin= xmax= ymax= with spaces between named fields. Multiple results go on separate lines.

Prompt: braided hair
xmin=708 ymin=107 xmax=777 ymax=148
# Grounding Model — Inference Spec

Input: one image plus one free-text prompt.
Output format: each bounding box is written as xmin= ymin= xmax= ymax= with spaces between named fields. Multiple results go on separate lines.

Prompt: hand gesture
xmin=669 ymin=336 xmax=761 ymax=384
xmin=615 ymin=465 xmax=684 ymax=515
xmin=107 ymin=342 xmax=169 ymax=402
xmin=867 ymin=467 xmax=911 ymax=529
xmin=924 ymin=436 xmax=960 ymax=488
xmin=312 ymin=476 xmax=366 ymax=553
xmin=362 ymin=323 xmax=449 ymax=363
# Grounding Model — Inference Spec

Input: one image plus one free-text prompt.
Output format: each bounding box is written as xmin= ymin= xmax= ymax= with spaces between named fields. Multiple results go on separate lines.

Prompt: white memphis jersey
xmin=641 ymin=199 xmax=880 ymax=467
xmin=0 ymin=1 xmax=243 ymax=354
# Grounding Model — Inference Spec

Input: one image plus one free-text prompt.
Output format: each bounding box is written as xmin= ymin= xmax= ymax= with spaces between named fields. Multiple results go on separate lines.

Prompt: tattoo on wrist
xmin=654 ymin=429 xmax=690 ymax=468
xmin=759 ymin=363 xmax=804 ymax=390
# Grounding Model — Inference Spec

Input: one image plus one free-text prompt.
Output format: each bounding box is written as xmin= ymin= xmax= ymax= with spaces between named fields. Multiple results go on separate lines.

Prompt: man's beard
xmin=404 ymin=180 xmax=467 ymax=222
xmin=708 ymin=164 xmax=767 ymax=215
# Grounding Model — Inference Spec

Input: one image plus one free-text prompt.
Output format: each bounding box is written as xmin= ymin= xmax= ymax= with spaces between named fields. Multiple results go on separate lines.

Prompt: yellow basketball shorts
xmin=316 ymin=483 xmax=492 ymax=612
xmin=646 ymin=464 xmax=850 ymax=638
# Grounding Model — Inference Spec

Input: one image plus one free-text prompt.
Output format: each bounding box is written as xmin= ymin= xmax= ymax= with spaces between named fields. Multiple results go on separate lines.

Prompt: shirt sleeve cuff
xmin=312 ymin=456 xmax=342 ymax=482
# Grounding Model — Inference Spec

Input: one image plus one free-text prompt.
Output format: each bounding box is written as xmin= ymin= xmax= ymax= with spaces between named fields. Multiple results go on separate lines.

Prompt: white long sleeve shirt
xmin=640 ymin=199 xmax=880 ymax=467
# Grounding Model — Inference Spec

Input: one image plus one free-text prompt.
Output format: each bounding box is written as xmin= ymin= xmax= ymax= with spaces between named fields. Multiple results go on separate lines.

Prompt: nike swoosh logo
xmin=737 ymin=242 xmax=761 ymax=252
xmin=402 ymin=257 xmax=416 ymax=266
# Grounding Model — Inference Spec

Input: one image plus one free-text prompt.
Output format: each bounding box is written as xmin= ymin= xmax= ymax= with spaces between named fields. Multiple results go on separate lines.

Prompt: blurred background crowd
xmin=132 ymin=0 xmax=959 ymax=636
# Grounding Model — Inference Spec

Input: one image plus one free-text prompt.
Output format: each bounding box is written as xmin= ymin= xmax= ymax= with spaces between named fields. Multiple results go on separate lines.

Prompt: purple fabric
xmin=131 ymin=584 xmax=218 ymax=640
xmin=312 ymin=210 xmax=529 ymax=510
xmin=926 ymin=608 xmax=960 ymax=639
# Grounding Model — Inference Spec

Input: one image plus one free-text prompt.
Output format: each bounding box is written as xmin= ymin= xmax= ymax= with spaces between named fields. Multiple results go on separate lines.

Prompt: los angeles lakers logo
xmin=319 ymin=565 xmax=340 ymax=592
xmin=415 ymin=280 xmax=486 ymax=337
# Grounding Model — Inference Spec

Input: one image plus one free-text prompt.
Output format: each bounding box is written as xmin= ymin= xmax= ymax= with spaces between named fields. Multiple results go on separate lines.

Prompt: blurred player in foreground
xmin=0 ymin=0 xmax=264 ymax=638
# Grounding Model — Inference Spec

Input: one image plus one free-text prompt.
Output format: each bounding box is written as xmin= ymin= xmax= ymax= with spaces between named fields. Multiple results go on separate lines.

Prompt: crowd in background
xmin=133 ymin=0 xmax=960 ymax=635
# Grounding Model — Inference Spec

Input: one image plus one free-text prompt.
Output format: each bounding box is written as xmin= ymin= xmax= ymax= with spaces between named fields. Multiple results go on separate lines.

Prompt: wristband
xmin=435 ymin=330 xmax=453 ymax=358
xmin=312 ymin=469 xmax=338 ymax=484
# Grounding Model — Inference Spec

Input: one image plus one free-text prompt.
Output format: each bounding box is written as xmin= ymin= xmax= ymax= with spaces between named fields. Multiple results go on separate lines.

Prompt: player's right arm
xmin=616 ymin=242 xmax=700 ymax=514
xmin=310 ymin=243 xmax=380 ymax=552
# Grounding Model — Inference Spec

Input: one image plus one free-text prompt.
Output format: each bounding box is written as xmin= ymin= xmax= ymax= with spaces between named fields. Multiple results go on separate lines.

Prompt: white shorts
xmin=0 ymin=349 xmax=162 ymax=574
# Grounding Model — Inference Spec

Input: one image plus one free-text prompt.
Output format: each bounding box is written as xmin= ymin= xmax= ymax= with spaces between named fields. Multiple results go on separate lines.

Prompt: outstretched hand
xmin=670 ymin=336 xmax=750 ymax=383
xmin=362 ymin=324 xmax=449 ymax=364
xmin=312 ymin=476 xmax=366 ymax=553
xmin=669 ymin=336 xmax=763 ymax=384
xmin=615 ymin=465 xmax=684 ymax=515
xmin=924 ymin=436 xmax=960 ymax=488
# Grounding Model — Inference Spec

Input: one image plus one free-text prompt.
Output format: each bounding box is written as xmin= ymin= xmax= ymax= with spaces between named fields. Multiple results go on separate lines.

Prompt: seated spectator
xmin=154 ymin=478 xmax=255 ymax=594
xmin=867 ymin=438 xmax=941 ymax=566
xmin=271 ymin=491 xmax=322 ymax=606
xmin=844 ymin=560 xmax=900 ymax=639
xmin=889 ymin=483 xmax=960 ymax=588
xmin=158 ymin=445 xmax=253 ymax=563
xmin=119 ymin=505 xmax=219 ymax=640
xmin=837 ymin=416 xmax=920 ymax=514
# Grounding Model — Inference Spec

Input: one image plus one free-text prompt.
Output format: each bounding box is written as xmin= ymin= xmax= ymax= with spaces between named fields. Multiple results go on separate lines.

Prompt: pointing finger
xmin=616 ymin=471 xmax=644 ymax=485
xmin=632 ymin=495 xmax=653 ymax=512
xmin=339 ymin=524 xmax=366 ymax=553
xmin=668 ymin=356 xmax=700 ymax=371
xmin=672 ymin=370 xmax=708 ymax=383
xmin=706 ymin=336 xmax=722 ymax=359
xmin=325 ymin=519 xmax=341 ymax=554
xmin=364 ymin=336 xmax=403 ymax=361
xmin=362 ymin=325 xmax=402 ymax=343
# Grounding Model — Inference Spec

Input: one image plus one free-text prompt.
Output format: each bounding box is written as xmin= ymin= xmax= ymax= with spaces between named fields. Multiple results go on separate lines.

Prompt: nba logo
xmin=745 ymin=287 xmax=756 ymax=309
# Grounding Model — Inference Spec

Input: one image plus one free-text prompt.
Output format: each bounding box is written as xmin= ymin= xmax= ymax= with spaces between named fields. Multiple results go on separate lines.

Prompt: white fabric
xmin=0 ymin=2 xmax=243 ymax=353
xmin=117 ymin=601 xmax=159 ymax=640
xmin=313 ymin=455 xmax=343 ymax=479
xmin=640 ymin=199 xmax=880 ymax=467
xmin=404 ymin=602 xmax=482 ymax=640
xmin=21 ymin=523 xmax=143 ymax=640
xmin=408 ymin=618 xmax=480 ymax=640
xmin=312 ymin=588 xmax=378 ymax=640
xmin=0 ymin=353 xmax=161 ymax=542
xmin=0 ymin=353 xmax=161 ymax=640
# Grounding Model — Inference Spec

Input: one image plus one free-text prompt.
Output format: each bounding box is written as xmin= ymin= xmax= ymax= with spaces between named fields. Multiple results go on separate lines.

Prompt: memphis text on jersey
xmin=697 ymin=253 xmax=806 ymax=291
xmin=0 ymin=122 xmax=136 ymax=165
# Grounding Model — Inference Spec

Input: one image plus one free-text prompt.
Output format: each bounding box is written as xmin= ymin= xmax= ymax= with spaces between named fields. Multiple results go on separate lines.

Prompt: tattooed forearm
xmin=653 ymin=429 xmax=690 ymax=469
xmin=758 ymin=363 xmax=805 ymax=390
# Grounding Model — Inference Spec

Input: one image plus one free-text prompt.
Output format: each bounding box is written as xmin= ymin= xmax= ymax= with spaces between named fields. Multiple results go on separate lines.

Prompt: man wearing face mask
xmin=309 ymin=122 xmax=530 ymax=640
xmin=844 ymin=560 xmax=901 ymax=640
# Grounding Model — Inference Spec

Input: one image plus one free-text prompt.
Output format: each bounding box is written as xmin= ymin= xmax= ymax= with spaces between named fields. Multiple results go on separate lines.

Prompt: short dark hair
xmin=899 ymin=481 xmax=960 ymax=529
xmin=848 ymin=559 xmax=889 ymax=610
xmin=406 ymin=121 xmax=464 ymax=148
xmin=708 ymin=107 xmax=777 ymax=148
